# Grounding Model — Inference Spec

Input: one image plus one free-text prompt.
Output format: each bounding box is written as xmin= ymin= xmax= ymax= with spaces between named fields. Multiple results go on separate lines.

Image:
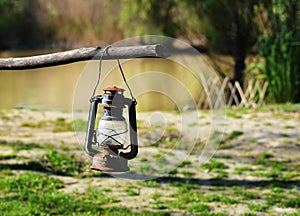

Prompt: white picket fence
xmin=198 ymin=77 xmax=268 ymax=109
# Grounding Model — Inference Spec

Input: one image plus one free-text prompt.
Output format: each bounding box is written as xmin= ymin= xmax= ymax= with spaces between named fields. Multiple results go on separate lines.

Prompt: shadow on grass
xmin=156 ymin=176 xmax=300 ymax=189
xmin=1 ymin=161 xmax=298 ymax=190
xmin=0 ymin=161 xmax=111 ymax=177
xmin=0 ymin=161 xmax=47 ymax=172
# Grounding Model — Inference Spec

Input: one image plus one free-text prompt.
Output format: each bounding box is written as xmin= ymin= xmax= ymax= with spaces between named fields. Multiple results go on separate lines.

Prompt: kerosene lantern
xmin=84 ymin=86 xmax=138 ymax=172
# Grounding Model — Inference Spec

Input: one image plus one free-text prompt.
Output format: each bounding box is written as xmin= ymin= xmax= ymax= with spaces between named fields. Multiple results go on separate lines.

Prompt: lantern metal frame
xmin=84 ymin=86 xmax=138 ymax=172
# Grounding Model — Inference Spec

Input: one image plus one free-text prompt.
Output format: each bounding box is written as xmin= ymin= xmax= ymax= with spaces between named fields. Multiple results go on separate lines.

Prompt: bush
xmin=253 ymin=30 xmax=300 ymax=103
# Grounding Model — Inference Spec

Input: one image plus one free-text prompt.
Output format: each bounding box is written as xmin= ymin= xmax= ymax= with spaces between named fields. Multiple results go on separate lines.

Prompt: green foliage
xmin=203 ymin=193 xmax=232 ymax=204
xmin=227 ymin=130 xmax=243 ymax=140
xmin=226 ymin=111 xmax=242 ymax=119
xmin=283 ymin=197 xmax=300 ymax=208
xmin=42 ymin=150 xmax=86 ymax=176
xmin=241 ymin=191 xmax=260 ymax=200
xmin=283 ymin=172 xmax=299 ymax=180
xmin=233 ymin=166 xmax=254 ymax=175
xmin=20 ymin=118 xmax=85 ymax=132
xmin=187 ymin=203 xmax=211 ymax=213
xmin=201 ymin=0 xmax=259 ymax=54
xmin=248 ymin=0 xmax=300 ymax=103
xmin=138 ymin=180 xmax=160 ymax=188
xmin=73 ymin=118 xmax=88 ymax=132
xmin=0 ymin=153 xmax=17 ymax=160
xmin=215 ymin=170 xmax=229 ymax=179
xmin=153 ymin=200 xmax=168 ymax=210
xmin=21 ymin=121 xmax=45 ymax=128
xmin=253 ymin=30 xmax=300 ymax=102
xmin=119 ymin=0 xmax=202 ymax=37
xmin=52 ymin=117 xmax=74 ymax=132
xmin=139 ymin=157 xmax=148 ymax=162
xmin=0 ymin=172 xmax=133 ymax=215
xmin=174 ymin=183 xmax=197 ymax=195
xmin=248 ymin=203 xmax=269 ymax=212
xmin=0 ymin=172 xmax=64 ymax=194
xmin=124 ymin=187 xmax=139 ymax=196
xmin=137 ymin=164 xmax=155 ymax=175
xmin=265 ymin=193 xmax=285 ymax=206
xmin=84 ymin=186 xmax=120 ymax=205
xmin=202 ymin=159 xmax=228 ymax=171
xmin=0 ymin=0 xmax=24 ymax=49
xmin=126 ymin=189 xmax=139 ymax=196
xmin=0 ymin=140 xmax=42 ymax=154
xmin=154 ymin=154 xmax=168 ymax=166
xmin=178 ymin=160 xmax=192 ymax=168
xmin=181 ymin=170 xmax=195 ymax=177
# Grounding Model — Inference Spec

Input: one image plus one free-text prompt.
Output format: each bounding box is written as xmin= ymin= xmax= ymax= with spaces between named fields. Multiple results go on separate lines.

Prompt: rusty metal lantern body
xmin=85 ymin=87 xmax=138 ymax=172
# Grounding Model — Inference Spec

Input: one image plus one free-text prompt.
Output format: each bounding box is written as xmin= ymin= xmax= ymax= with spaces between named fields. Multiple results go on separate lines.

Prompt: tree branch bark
xmin=0 ymin=44 xmax=170 ymax=70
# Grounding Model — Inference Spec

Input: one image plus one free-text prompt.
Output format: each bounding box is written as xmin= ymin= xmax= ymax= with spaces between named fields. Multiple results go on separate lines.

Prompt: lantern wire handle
xmin=117 ymin=59 xmax=136 ymax=102
xmin=91 ymin=46 xmax=111 ymax=99
xmin=91 ymin=46 xmax=136 ymax=103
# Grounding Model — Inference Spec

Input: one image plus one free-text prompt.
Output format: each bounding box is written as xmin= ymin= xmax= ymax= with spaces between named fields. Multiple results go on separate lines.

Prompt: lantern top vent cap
xmin=103 ymin=86 xmax=124 ymax=92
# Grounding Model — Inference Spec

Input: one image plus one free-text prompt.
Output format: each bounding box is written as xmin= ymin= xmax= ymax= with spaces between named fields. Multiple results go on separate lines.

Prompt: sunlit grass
xmin=1 ymin=104 xmax=300 ymax=215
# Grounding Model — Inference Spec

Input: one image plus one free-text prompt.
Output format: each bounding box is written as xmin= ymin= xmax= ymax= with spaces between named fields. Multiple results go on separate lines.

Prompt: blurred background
xmin=0 ymin=0 xmax=299 ymax=110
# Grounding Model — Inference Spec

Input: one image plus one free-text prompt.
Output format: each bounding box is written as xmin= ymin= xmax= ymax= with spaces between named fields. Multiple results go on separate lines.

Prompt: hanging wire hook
xmin=117 ymin=59 xmax=136 ymax=102
xmin=90 ymin=45 xmax=136 ymax=103
xmin=91 ymin=46 xmax=111 ymax=99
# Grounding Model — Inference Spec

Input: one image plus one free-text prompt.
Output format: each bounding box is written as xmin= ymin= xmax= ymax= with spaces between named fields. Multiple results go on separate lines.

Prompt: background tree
xmin=0 ymin=0 xmax=50 ymax=50
xmin=197 ymin=0 xmax=262 ymax=87
xmin=0 ymin=0 xmax=25 ymax=49
xmin=119 ymin=1 xmax=260 ymax=85
xmin=1 ymin=0 xmax=298 ymax=103
xmin=252 ymin=0 xmax=300 ymax=102
xmin=119 ymin=0 xmax=203 ymax=42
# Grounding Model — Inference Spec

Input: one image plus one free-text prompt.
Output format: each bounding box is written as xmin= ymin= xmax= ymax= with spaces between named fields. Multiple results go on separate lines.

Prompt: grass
xmin=52 ymin=117 xmax=74 ymax=132
xmin=20 ymin=117 xmax=87 ymax=132
xmin=226 ymin=110 xmax=243 ymax=119
xmin=253 ymin=103 xmax=300 ymax=113
xmin=1 ymin=105 xmax=300 ymax=215
xmin=187 ymin=203 xmax=211 ymax=213
xmin=137 ymin=164 xmax=155 ymax=175
xmin=0 ymin=172 xmax=64 ymax=193
xmin=41 ymin=150 xmax=87 ymax=176
xmin=0 ymin=162 xmax=299 ymax=215
xmin=227 ymin=130 xmax=243 ymax=140
xmin=0 ymin=140 xmax=42 ymax=152
xmin=233 ymin=166 xmax=254 ymax=175
xmin=139 ymin=122 xmax=182 ymax=149
xmin=3 ymin=144 xmax=91 ymax=176
xmin=124 ymin=186 xmax=140 ymax=196
xmin=153 ymin=153 xmax=168 ymax=166
xmin=138 ymin=180 xmax=160 ymax=188
xmin=250 ymin=156 xmax=294 ymax=180
xmin=73 ymin=118 xmax=88 ymax=131
xmin=202 ymin=159 xmax=228 ymax=171
xmin=178 ymin=160 xmax=192 ymax=167
xmin=283 ymin=197 xmax=300 ymax=208
xmin=241 ymin=191 xmax=261 ymax=200
xmin=0 ymin=172 xmax=139 ymax=215
xmin=139 ymin=157 xmax=148 ymax=162
xmin=181 ymin=170 xmax=196 ymax=177
xmin=247 ymin=203 xmax=269 ymax=212
xmin=0 ymin=154 xmax=17 ymax=160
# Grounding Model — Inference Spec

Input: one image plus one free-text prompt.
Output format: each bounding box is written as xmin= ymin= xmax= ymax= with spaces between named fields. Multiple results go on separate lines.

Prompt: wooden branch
xmin=0 ymin=44 xmax=170 ymax=70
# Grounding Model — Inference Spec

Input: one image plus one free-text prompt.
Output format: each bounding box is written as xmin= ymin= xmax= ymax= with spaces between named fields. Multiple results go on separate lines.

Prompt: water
xmin=0 ymin=54 xmax=210 ymax=111
xmin=0 ymin=63 xmax=84 ymax=110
